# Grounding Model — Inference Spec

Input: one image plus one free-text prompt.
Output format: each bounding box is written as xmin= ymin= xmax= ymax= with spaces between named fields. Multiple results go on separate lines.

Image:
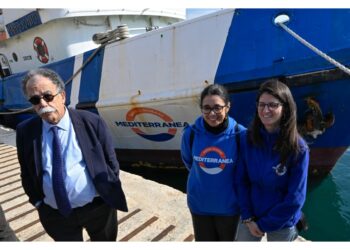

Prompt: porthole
xmin=12 ymin=53 xmax=18 ymax=62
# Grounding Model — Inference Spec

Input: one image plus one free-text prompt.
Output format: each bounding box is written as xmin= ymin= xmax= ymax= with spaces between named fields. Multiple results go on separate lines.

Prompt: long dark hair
xmin=249 ymin=79 xmax=300 ymax=165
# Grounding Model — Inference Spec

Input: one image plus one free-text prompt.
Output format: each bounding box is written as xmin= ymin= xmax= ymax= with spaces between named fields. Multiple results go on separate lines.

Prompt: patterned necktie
xmin=51 ymin=126 xmax=72 ymax=217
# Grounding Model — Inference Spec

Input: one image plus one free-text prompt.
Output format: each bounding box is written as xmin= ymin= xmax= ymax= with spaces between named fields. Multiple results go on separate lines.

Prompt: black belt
xmin=72 ymin=196 xmax=105 ymax=212
xmin=43 ymin=196 xmax=105 ymax=212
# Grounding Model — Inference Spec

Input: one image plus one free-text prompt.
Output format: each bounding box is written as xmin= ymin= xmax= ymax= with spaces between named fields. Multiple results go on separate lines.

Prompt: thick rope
xmin=0 ymin=106 xmax=33 ymax=115
xmin=277 ymin=21 xmax=350 ymax=76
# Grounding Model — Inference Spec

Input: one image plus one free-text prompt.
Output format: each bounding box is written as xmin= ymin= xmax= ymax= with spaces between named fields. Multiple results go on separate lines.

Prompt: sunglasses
xmin=28 ymin=92 xmax=61 ymax=105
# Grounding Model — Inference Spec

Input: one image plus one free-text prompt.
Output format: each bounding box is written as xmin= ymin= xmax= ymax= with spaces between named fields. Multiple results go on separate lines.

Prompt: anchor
xmin=299 ymin=97 xmax=335 ymax=139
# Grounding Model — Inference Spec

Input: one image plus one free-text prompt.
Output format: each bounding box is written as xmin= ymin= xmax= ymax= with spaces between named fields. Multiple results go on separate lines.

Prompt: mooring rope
xmin=275 ymin=14 xmax=350 ymax=76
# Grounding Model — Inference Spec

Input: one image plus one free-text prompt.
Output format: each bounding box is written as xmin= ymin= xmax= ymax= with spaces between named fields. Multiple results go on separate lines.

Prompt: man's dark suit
xmin=16 ymin=108 xmax=128 ymax=240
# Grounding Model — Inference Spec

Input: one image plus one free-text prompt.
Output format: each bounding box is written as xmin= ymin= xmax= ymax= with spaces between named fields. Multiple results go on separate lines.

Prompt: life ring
xmin=33 ymin=37 xmax=49 ymax=64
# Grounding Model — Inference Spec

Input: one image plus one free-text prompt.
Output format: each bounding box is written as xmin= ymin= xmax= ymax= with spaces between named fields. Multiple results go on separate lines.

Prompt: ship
xmin=1 ymin=8 xmax=349 ymax=177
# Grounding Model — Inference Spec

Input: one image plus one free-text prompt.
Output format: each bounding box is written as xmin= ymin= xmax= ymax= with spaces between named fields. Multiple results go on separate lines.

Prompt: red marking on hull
xmin=309 ymin=147 xmax=347 ymax=177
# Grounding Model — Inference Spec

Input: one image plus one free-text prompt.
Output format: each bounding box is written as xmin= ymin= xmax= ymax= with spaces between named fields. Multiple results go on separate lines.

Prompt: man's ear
xmin=61 ymin=91 xmax=66 ymax=104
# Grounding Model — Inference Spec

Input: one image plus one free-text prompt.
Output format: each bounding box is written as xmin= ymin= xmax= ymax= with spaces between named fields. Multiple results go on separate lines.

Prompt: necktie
xmin=51 ymin=126 xmax=72 ymax=217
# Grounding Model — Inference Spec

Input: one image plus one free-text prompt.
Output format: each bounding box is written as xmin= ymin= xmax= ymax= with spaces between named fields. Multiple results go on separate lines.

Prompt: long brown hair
xmin=249 ymin=79 xmax=300 ymax=165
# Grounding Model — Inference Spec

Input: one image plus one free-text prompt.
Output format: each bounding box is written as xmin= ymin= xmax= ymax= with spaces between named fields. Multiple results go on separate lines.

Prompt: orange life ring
xmin=33 ymin=37 xmax=49 ymax=64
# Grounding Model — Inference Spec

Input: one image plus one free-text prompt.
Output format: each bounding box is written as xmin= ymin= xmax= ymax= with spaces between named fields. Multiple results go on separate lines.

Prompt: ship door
xmin=0 ymin=54 xmax=11 ymax=78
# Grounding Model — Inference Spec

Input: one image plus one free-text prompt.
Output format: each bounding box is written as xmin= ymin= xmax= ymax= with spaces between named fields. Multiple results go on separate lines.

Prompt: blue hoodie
xmin=236 ymin=128 xmax=309 ymax=232
xmin=181 ymin=116 xmax=246 ymax=216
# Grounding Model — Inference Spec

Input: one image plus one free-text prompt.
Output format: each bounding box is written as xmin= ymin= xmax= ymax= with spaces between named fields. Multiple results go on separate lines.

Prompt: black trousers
xmin=191 ymin=212 xmax=240 ymax=241
xmin=37 ymin=197 xmax=117 ymax=241
xmin=0 ymin=204 xmax=18 ymax=241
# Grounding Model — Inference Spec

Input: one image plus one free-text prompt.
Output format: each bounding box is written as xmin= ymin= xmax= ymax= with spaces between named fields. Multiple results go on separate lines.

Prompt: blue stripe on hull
xmin=1 ymin=57 xmax=75 ymax=110
xmin=2 ymin=72 xmax=28 ymax=110
xmin=76 ymin=47 xmax=105 ymax=115
xmin=213 ymin=9 xmax=350 ymax=151
xmin=215 ymin=9 xmax=350 ymax=84
xmin=47 ymin=57 xmax=75 ymax=105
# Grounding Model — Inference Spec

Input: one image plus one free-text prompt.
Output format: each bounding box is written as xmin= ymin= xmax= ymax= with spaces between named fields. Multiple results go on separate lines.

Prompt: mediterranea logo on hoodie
xmin=193 ymin=146 xmax=233 ymax=174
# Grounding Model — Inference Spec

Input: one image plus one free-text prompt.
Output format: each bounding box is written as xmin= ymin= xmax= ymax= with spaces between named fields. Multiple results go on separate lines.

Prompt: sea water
xmin=301 ymin=147 xmax=350 ymax=241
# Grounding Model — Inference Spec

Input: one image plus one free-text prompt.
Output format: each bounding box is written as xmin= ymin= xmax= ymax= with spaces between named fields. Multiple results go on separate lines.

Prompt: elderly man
xmin=16 ymin=68 xmax=127 ymax=241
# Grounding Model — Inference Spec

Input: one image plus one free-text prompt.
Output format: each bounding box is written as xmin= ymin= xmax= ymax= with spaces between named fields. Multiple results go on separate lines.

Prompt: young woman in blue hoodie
xmin=236 ymin=79 xmax=309 ymax=241
xmin=181 ymin=84 xmax=245 ymax=241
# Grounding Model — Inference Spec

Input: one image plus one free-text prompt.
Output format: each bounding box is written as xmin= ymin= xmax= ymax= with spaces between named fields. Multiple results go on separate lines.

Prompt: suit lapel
xmin=32 ymin=118 xmax=43 ymax=178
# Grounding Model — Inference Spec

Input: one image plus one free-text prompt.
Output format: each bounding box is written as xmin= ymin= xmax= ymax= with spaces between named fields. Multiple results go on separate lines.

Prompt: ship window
xmin=12 ymin=53 xmax=18 ymax=62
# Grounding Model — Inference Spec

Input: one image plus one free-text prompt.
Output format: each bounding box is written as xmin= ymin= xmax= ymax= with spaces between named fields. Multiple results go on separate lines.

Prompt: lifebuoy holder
xmin=33 ymin=37 xmax=49 ymax=64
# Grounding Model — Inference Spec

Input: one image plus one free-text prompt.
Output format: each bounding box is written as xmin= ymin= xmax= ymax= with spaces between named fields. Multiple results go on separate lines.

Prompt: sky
xmin=186 ymin=9 xmax=221 ymax=20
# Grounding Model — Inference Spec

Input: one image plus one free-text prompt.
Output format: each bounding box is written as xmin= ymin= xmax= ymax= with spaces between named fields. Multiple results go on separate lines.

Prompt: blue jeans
xmin=236 ymin=223 xmax=298 ymax=241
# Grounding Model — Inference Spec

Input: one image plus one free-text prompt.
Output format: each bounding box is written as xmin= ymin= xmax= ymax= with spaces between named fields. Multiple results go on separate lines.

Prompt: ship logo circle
xmin=33 ymin=37 xmax=49 ymax=64
xmin=126 ymin=107 xmax=176 ymax=142
xmin=199 ymin=146 xmax=226 ymax=174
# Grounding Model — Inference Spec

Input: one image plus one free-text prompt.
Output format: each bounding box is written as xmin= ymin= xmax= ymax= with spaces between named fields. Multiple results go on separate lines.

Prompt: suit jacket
xmin=16 ymin=108 xmax=128 ymax=212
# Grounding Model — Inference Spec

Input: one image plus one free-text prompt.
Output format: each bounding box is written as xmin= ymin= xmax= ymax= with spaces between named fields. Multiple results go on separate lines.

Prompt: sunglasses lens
xmin=28 ymin=96 xmax=41 ymax=105
xmin=43 ymin=94 xmax=54 ymax=102
xmin=28 ymin=94 xmax=56 ymax=105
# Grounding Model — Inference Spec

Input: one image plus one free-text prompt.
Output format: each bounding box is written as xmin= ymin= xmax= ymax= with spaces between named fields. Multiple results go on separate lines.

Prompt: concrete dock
xmin=0 ymin=142 xmax=194 ymax=241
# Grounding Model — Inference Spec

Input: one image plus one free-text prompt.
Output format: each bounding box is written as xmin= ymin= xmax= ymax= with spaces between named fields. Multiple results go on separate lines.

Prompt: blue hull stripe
xmin=77 ymin=47 xmax=105 ymax=115
xmin=215 ymin=9 xmax=350 ymax=84
xmin=48 ymin=57 xmax=75 ymax=106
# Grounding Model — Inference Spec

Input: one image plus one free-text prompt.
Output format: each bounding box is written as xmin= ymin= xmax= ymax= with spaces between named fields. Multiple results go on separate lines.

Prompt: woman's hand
xmin=246 ymin=221 xmax=265 ymax=238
